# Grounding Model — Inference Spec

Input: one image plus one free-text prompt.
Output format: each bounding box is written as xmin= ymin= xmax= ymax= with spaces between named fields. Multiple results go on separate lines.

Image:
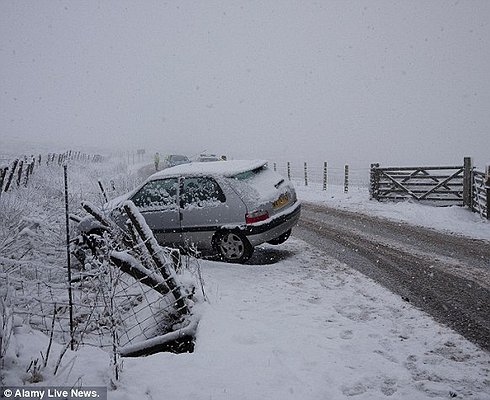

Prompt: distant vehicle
xmin=103 ymin=160 xmax=301 ymax=263
xmin=162 ymin=154 xmax=190 ymax=169
xmin=195 ymin=154 xmax=222 ymax=162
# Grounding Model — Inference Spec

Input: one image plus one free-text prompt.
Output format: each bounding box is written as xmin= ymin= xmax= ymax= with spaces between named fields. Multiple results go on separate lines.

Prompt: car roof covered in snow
xmin=149 ymin=159 xmax=268 ymax=179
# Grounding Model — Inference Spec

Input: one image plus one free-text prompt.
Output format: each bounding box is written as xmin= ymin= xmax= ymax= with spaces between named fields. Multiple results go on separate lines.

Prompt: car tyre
xmin=213 ymin=230 xmax=253 ymax=264
xmin=266 ymin=229 xmax=291 ymax=245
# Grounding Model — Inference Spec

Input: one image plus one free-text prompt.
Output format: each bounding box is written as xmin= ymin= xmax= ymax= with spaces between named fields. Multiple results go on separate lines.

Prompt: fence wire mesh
xmin=0 ymin=153 xmax=193 ymax=357
xmin=2 ymin=251 xmax=192 ymax=351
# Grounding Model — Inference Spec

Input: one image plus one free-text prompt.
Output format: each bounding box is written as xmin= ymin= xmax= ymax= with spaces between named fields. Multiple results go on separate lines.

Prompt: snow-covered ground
xmin=112 ymin=240 xmax=490 ymax=400
xmin=1 ymin=157 xmax=489 ymax=399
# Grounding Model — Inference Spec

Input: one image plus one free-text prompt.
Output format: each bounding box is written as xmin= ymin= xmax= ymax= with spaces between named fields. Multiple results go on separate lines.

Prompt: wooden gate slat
xmin=379 ymin=170 xmax=420 ymax=200
xmin=418 ymin=168 xmax=464 ymax=200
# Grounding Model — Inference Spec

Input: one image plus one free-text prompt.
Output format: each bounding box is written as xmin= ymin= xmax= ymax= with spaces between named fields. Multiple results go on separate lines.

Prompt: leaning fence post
xmin=29 ymin=158 xmax=35 ymax=175
xmin=0 ymin=167 xmax=7 ymax=199
xmin=344 ymin=164 xmax=349 ymax=193
xmin=304 ymin=162 xmax=308 ymax=186
xmin=323 ymin=162 xmax=328 ymax=191
xmin=23 ymin=158 xmax=33 ymax=187
xmin=16 ymin=160 xmax=24 ymax=187
xmin=23 ymin=165 xmax=30 ymax=187
xmin=463 ymin=157 xmax=472 ymax=209
xmin=287 ymin=162 xmax=291 ymax=181
xmin=4 ymin=159 xmax=18 ymax=192
xmin=123 ymin=202 xmax=189 ymax=315
xmin=98 ymin=180 xmax=108 ymax=203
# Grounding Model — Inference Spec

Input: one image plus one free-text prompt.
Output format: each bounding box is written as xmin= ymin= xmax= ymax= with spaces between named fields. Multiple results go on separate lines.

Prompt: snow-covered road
xmin=295 ymin=202 xmax=490 ymax=351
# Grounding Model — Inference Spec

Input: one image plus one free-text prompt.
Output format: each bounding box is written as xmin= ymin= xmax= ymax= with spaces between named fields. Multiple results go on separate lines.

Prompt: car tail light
xmin=245 ymin=210 xmax=269 ymax=224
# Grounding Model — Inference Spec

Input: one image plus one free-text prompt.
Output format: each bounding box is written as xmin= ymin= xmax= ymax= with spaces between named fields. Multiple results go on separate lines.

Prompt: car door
xmin=179 ymin=176 xmax=240 ymax=248
xmin=130 ymin=178 xmax=182 ymax=245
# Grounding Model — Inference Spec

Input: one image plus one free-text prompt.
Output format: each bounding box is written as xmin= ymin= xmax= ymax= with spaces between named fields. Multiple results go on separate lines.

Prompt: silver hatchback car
xmin=108 ymin=160 xmax=301 ymax=263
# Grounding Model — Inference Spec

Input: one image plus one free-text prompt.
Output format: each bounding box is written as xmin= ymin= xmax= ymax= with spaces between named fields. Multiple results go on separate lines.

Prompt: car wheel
xmin=266 ymin=229 xmax=292 ymax=245
xmin=213 ymin=230 xmax=253 ymax=263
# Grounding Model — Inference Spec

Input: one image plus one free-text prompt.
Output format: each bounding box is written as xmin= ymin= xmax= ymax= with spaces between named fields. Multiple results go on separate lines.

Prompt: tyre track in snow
xmin=294 ymin=202 xmax=490 ymax=351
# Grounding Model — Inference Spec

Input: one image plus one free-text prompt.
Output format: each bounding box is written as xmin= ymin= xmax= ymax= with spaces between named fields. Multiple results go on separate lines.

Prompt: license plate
xmin=273 ymin=193 xmax=289 ymax=209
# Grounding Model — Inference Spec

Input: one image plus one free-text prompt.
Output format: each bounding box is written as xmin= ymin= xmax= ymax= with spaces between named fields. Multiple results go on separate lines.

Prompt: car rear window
xmin=232 ymin=165 xmax=267 ymax=180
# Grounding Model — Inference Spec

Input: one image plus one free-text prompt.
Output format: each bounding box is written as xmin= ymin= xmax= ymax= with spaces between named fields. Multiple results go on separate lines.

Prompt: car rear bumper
xmin=244 ymin=202 xmax=301 ymax=246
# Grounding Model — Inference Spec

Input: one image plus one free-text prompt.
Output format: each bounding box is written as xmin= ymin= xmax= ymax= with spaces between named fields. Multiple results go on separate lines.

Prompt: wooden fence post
xmin=16 ymin=160 xmax=24 ymax=187
xmin=29 ymin=157 xmax=35 ymax=174
xmin=486 ymin=166 xmax=490 ymax=220
xmin=4 ymin=159 xmax=18 ymax=192
xmin=463 ymin=157 xmax=472 ymax=208
xmin=323 ymin=162 xmax=328 ymax=191
xmin=123 ymin=202 xmax=189 ymax=315
xmin=24 ymin=164 xmax=30 ymax=187
xmin=486 ymin=187 xmax=490 ymax=220
xmin=304 ymin=162 xmax=308 ymax=186
xmin=23 ymin=158 xmax=33 ymax=187
xmin=0 ymin=167 xmax=7 ymax=199
xmin=370 ymin=163 xmax=380 ymax=200
xmin=344 ymin=165 xmax=349 ymax=193
xmin=63 ymin=165 xmax=75 ymax=350
xmin=98 ymin=180 xmax=108 ymax=202
xmin=287 ymin=162 xmax=291 ymax=181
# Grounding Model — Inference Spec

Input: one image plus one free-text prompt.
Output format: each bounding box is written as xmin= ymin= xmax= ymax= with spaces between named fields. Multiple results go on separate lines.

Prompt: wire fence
xmin=0 ymin=153 xmax=197 ymax=382
xmin=271 ymin=161 xmax=371 ymax=191
xmin=3 ymin=253 xmax=196 ymax=351
xmin=0 ymin=152 xmax=105 ymax=201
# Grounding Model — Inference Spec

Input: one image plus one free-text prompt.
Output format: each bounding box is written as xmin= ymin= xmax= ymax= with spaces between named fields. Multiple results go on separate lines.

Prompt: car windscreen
xmin=171 ymin=155 xmax=189 ymax=162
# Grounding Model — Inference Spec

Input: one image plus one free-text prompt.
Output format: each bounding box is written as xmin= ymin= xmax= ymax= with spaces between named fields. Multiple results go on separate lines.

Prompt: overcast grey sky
xmin=1 ymin=1 xmax=489 ymax=168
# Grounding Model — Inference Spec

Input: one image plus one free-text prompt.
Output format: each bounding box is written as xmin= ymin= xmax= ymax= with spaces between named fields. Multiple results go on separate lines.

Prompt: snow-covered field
xmin=1 ymin=156 xmax=489 ymax=399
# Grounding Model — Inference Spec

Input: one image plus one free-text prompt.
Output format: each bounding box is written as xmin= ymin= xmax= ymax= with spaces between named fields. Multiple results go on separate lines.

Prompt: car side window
xmin=181 ymin=177 xmax=225 ymax=208
xmin=131 ymin=178 xmax=178 ymax=210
